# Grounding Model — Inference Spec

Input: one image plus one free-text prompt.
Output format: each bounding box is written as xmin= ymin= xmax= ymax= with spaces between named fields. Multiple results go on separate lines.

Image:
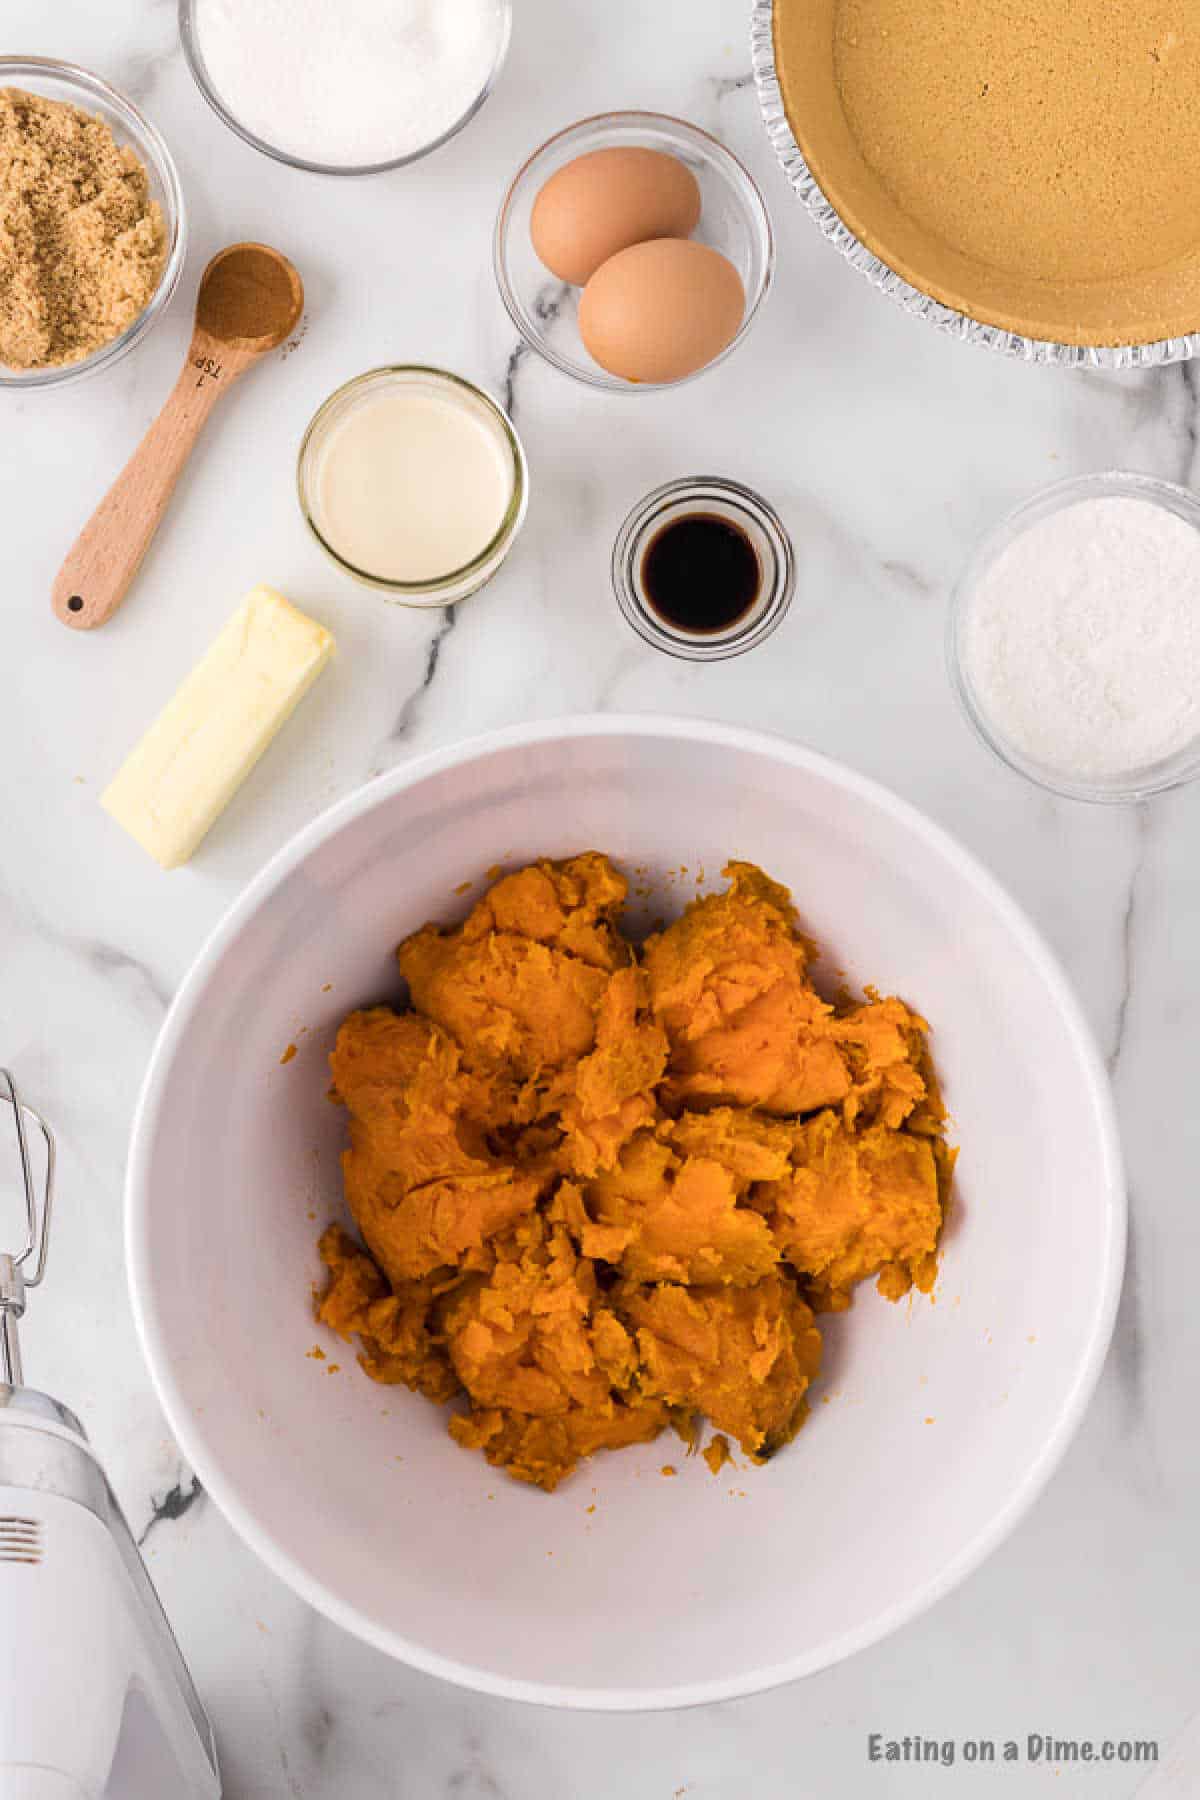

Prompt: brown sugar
xmin=0 ymin=87 xmax=165 ymax=370
xmin=774 ymin=0 xmax=1200 ymax=345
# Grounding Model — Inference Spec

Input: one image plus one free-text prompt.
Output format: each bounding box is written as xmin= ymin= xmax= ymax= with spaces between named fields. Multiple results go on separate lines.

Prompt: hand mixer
xmin=0 ymin=1070 xmax=221 ymax=1799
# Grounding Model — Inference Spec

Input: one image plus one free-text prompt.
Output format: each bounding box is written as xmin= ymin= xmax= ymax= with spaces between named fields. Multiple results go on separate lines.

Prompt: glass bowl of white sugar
xmin=180 ymin=0 xmax=510 ymax=175
xmin=950 ymin=472 xmax=1200 ymax=802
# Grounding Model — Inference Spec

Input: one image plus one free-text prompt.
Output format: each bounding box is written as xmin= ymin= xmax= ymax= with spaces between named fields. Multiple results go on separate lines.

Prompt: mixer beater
xmin=0 ymin=1068 xmax=220 ymax=1799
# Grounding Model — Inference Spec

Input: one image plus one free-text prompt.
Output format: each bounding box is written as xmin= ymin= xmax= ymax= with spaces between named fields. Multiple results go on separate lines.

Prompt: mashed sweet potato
xmin=317 ymin=855 xmax=956 ymax=1491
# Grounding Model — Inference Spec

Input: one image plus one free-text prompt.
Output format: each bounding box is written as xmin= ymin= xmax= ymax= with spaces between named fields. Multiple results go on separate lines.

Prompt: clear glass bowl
xmin=0 ymin=58 xmax=186 ymax=390
xmin=495 ymin=111 xmax=774 ymax=393
xmin=612 ymin=476 xmax=795 ymax=660
xmin=949 ymin=471 xmax=1200 ymax=802
xmin=179 ymin=0 xmax=511 ymax=176
xmin=297 ymin=366 xmax=528 ymax=607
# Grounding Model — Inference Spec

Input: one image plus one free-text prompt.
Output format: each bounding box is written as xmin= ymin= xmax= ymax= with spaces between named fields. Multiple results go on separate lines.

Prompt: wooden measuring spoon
xmin=53 ymin=243 xmax=303 ymax=631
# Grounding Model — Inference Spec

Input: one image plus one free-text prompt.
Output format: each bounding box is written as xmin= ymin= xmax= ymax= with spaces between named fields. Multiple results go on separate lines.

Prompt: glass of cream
xmin=297 ymin=366 xmax=528 ymax=604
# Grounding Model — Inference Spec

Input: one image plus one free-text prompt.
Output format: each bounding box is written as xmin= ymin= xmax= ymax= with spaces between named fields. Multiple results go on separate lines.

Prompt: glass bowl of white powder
xmin=180 ymin=0 xmax=511 ymax=175
xmin=950 ymin=472 xmax=1200 ymax=802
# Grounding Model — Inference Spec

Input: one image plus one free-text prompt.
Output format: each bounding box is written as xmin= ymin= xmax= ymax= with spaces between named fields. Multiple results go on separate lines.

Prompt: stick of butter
xmin=101 ymin=585 xmax=335 ymax=869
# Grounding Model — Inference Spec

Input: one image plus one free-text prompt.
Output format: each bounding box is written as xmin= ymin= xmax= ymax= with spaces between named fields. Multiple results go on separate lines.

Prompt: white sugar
xmin=194 ymin=0 xmax=504 ymax=169
xmin=962 ymin=494 xmax=1200 ymax=781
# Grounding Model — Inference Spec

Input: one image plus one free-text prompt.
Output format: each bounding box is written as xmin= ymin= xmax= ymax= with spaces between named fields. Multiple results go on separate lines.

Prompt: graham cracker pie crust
xmin=773 ymin=0 xmax=1200 ymax=347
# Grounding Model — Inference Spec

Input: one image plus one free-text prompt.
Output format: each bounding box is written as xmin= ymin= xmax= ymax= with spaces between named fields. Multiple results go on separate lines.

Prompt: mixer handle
xmin=0 ymin=1070 xmax=56 ymax=1388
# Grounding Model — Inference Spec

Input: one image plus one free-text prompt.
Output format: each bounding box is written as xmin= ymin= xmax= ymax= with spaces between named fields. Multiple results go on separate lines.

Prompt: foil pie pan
xmin=750 ymin=0 xmax=1200 ymax=370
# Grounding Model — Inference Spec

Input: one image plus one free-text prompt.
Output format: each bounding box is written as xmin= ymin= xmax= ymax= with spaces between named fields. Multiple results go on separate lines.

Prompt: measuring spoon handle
xmin=52 ymin=331 xmax=246 ymax=632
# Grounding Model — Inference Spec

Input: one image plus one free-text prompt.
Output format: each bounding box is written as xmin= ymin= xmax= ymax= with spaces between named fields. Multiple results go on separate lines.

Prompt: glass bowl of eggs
xmin=494 ymin=111 xmax=774 ymax=392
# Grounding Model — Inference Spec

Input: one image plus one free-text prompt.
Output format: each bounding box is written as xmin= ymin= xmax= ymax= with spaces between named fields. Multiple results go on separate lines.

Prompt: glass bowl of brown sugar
xmin=0 ymin=58 xmax=187 ymax=391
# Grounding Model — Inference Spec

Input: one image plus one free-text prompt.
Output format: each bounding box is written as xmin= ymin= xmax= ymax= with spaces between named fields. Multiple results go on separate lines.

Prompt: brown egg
xmin=578 ymin=239 xmax=746 ymax=384
xmin=530 ymin=147 xmax=702 ymax=286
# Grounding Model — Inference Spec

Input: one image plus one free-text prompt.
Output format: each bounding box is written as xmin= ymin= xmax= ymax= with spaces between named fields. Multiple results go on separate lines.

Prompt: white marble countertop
xmin=4 ymin=1 xmax=1198 ymax=1795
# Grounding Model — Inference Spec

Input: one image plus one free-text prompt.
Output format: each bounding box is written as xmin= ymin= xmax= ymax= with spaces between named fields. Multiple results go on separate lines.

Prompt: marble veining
xmin=498 ymin=341 xmax=527 ymax=419
xmin=381 ymin=605 xmax=459 ymax=761
xmin=1176 ymin=362 xmax=1200 ymax=486
xmin=4 ymin=0 xmax=1199 ymax=1794
xmin=137 ymin=1471 xmax=205 ymax=1549
xmin=1108 ymin=803 xmax=1151 ymax=1078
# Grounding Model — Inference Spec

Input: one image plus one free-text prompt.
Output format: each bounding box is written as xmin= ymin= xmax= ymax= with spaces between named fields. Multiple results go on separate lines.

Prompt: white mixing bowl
xmin=127 ymin=717 xmax=1124 ymax=1708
